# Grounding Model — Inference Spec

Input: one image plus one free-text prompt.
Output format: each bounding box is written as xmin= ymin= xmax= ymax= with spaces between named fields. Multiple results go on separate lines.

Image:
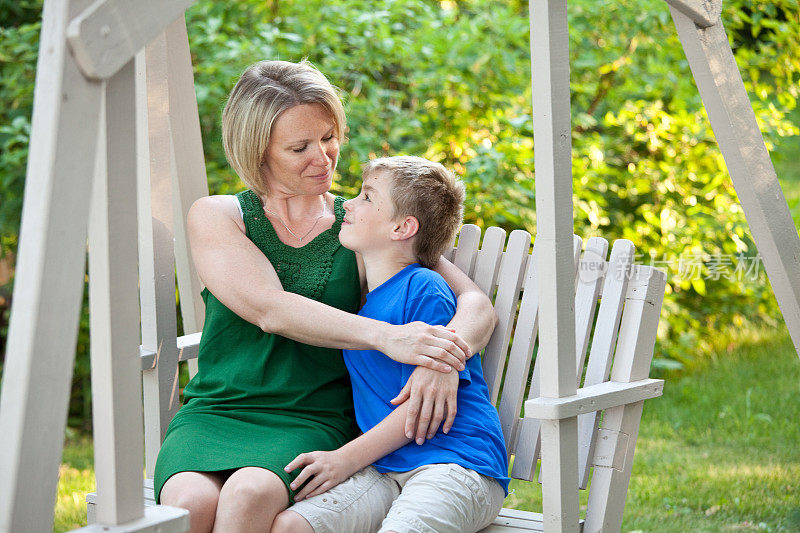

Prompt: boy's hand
xmin=381 ymin=323 xmax=469 ymax=372
xmin=285 ymin=449 xmax=357 ymax=502
xmin=391 ymin=366 xmax=459 ymax=443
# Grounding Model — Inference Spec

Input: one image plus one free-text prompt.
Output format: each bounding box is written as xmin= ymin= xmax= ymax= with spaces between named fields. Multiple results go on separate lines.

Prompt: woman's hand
xmin=285 ymin=449 xmax=358 ymax=502
xmin=380 ymin=323 xmax=470 ymax=372
xmin=391 ymin=366 xmax=460 ymax=444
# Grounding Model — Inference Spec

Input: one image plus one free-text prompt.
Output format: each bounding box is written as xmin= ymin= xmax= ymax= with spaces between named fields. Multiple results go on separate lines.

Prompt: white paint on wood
xmin=529 ymin=0 xmax=580 ymax=517
xmin=471 ymin=226 xmax=506 ymax=296
xmin=610 ymin=267 xmax=667 ymax=382
xmin=74 ymin=504 xmax=189 ymax=533
xmin=88 ymin=58 xmax=145 ymax=526
xmin=66 ymin=0 xmax=196 ymax=80
xmin=511 ymin=236 xmax=580 ymax=481
xmin=140 ymin=332 xmax=202 ymax=370
xmin=576 ymin=240 xmax=634 ymax=487
xmin=453 ymin=224 xmax=481 ymax=277
xmin=572 ymin=237 xmax=608 ymax=383
xmin=668 ymin=5 xmax=800 ymax=361
xmin=583 ymin=267 xmax=666 ymax=532
xmin=539 ymin=418 xmax=580 ymax=532
xmin=482 ymin=230 xmax=531 ymax=402
xmin=0 ymin=1 xmax=101 ymax=530
xmin=664 ymin=0 xmax=721 ymax=28
xmin=138 ymin=36 xmax=181 ymax=479
xmin=497 ymin=245 xmax=539 ymax=450
xmin=524 ymin=378 xmax=664 ymax=420
xmin=583 ymin=402 xmax=644 ymax=533
xmin=531 ymin=0 xmax=577 ymax=400
xmin=164 ymin=15 xmax=208 ymax=365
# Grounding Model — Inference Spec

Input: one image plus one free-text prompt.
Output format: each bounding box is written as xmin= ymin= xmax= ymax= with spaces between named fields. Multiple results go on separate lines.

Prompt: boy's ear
xmin=391 ymin=215 xmax=419 ymax=241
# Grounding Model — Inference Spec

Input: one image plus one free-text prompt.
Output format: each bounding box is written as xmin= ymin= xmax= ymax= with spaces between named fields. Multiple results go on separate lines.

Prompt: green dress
xmin=154 ymin=191 xmax=361 ymax=502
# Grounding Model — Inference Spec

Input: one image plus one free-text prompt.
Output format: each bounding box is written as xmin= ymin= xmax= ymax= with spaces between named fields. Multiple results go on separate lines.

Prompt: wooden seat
xmin=88 ymin=222 xmax=665 ymax=533
xmin=445 ymin=225 xmax=666 ymax=532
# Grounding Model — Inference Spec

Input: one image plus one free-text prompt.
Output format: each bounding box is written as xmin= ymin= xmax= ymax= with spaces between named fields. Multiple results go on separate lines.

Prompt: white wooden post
xmin=138 ymin=37 xmax=181 ymax=479
xmin=666 ymin=0 xmax=800 ymax=360
xmin=0 ymin=1 xmax=102 ymax=530
xmin=163 ymin=16 xmax=209 ymax=378
xmin=530 ymin=0 xmax=579 ymax=530
xmin=88 ymin=59 xmax=145 ymax=524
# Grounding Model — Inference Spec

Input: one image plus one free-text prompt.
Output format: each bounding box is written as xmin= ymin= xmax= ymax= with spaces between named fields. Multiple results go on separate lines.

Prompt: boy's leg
xmin=378 ymin=464 xmax=505 ymax=533
xmin=289 ymin=466 xmax=398 ymax=533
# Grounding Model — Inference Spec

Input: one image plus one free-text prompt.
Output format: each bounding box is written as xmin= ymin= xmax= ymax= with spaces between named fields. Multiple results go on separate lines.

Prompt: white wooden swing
xmin=2 ymin=1 xmax=800 ymax=532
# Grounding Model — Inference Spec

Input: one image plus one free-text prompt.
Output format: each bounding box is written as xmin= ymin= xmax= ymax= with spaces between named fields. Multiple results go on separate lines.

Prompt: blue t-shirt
xmin=343 ymin=263 xmax=510 ymax=494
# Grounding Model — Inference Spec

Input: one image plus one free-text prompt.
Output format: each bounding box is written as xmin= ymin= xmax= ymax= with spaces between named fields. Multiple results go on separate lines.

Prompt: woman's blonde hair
xmin=222 ymin=59 xmax=346 ymax=195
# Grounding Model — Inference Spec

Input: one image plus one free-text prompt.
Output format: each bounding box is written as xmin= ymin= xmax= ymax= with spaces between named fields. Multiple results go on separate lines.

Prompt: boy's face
xmin=340 ymin=171 xmax=398 ymax=253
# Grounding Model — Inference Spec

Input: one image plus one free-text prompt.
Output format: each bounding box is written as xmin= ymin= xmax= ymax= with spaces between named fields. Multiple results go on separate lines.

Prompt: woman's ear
xmin=391 ymin=215 xmax=419 ymax=241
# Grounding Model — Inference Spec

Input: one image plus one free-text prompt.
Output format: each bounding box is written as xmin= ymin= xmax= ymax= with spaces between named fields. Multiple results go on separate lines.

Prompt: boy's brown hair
xmin=363 ymin=156 xmax=465 ymax=269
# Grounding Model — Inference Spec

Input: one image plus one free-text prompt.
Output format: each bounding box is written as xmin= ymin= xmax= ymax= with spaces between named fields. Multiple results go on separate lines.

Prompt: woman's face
xmin=260 ymin=103 xmax=340 ymax=198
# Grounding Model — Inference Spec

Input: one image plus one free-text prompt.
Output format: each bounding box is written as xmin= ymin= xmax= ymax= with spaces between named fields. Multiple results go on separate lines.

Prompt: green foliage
xmin=1 ymin=0 xmax=799 ymax=428
xmin=0 ymin=19 xmax=38 ymax=259
xmin=184 ymin=0 xmax=799 ymax=368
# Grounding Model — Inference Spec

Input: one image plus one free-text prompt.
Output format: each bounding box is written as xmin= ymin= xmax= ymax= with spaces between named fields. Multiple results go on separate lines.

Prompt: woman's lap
xmin=154 ymin=409 xmax=351 ymax=503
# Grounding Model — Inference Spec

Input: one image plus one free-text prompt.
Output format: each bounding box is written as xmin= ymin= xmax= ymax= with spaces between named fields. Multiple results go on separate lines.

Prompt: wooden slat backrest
xmin=576 ymin=239 xmax=635 ymax=487
xmin=452 ymin=224 xmax=482 ymax=278
xmin=584 ymin=265 xmax=666 ymax=531
xmin=480 ymin=230 xmax=532 ymax=403
xmin=510 ymin=235 xmax=583 ymax=481
xmin=450 ymin=226 xmax=652 ymax=494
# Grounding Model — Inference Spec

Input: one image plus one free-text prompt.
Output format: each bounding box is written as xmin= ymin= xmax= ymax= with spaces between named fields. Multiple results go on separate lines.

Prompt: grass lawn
xmin=504 ymin=329 xmax=800 ymax=532
xmin=56 ymin=329 xmax=800 ymax=532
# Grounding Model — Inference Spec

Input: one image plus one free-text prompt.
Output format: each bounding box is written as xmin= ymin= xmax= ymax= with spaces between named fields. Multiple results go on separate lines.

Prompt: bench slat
xmin=497 ymin=245 xmax=539 ymax=452
xmin=453 ymin=223 xmax=482 ymax=277
xmin=472 ymin=226 xmax=507 ymax=297
xmin=576 ymin=239 xmax=635 ymax=487
xmin=482 ymin=230 xmax=532 ymax=403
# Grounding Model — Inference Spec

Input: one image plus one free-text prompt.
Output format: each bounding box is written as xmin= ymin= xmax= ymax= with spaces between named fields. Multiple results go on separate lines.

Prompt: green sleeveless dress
xmin=153 ymin=191 xmax=361 ymax=502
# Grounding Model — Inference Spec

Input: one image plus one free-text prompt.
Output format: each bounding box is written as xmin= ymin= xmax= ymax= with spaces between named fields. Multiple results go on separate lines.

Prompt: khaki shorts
xmin=288 ymin=464 xmax=505 ymax=533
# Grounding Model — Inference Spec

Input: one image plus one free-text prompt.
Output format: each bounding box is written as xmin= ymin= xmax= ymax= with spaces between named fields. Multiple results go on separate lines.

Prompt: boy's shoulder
xmin=405 ymin=264 xmax=452 ymax=296
xmin=402 ymin=265 xmax=457 ymax=319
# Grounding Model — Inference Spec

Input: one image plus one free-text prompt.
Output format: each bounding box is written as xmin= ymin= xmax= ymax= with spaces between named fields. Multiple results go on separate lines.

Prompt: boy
xmin=280 ymin=156 xmax=508 ymax=533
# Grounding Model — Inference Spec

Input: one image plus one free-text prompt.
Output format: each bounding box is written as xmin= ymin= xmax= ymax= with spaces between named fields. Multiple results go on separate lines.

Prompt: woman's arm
xmin=285 ymin=401 xmax=416 ymax=501
xmin=187 ymin=196 xmax=468 ymax=371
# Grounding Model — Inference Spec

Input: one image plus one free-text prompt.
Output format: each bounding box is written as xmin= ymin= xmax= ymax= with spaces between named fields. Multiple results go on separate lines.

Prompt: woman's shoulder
xmin=188 ymin=194 xmax=246 ymax=233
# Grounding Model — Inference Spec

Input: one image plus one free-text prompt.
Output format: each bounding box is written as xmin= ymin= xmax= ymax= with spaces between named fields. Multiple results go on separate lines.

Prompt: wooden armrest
xmin=139 ymin=332 xmax=202 ymax=370
xmin=523 ymin=379 xmax=664 ymax=420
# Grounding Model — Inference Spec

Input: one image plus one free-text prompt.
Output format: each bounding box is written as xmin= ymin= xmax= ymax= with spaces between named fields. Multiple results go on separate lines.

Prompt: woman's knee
xmin=272 ymin=510 xmax=314 ymax=533
xmin=160 ymin=472 xmax=223 ymax=532
xmin=218 ymin=467 xmax=289 ymax=513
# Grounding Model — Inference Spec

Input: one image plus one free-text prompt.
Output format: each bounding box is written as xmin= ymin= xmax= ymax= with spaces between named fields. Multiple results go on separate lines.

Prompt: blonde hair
xmin=364 ymin=156 xmax=465 ymax=269
xmin=222 ymin=60 xmax=346 ymax=195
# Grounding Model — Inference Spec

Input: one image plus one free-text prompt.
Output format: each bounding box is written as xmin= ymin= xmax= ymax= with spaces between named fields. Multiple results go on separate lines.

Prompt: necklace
xmin=263 ymin=199 xmax=329 ymax=243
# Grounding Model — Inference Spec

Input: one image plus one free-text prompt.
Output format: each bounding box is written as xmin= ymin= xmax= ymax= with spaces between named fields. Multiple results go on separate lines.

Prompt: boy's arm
xmin=285 ymin=402 xmax=415 ymax=502
xmin=434 ymin=256 xmax=498 ymax=355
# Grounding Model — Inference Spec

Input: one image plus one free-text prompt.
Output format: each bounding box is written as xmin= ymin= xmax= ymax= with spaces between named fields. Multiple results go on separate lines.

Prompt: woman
xmin=155 ymin=60 xmax=495 ymax=533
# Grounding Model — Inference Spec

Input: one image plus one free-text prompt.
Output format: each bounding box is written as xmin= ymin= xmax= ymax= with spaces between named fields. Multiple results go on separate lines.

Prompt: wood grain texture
xmin=0 ymin=1 xmax=101 ymax=530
